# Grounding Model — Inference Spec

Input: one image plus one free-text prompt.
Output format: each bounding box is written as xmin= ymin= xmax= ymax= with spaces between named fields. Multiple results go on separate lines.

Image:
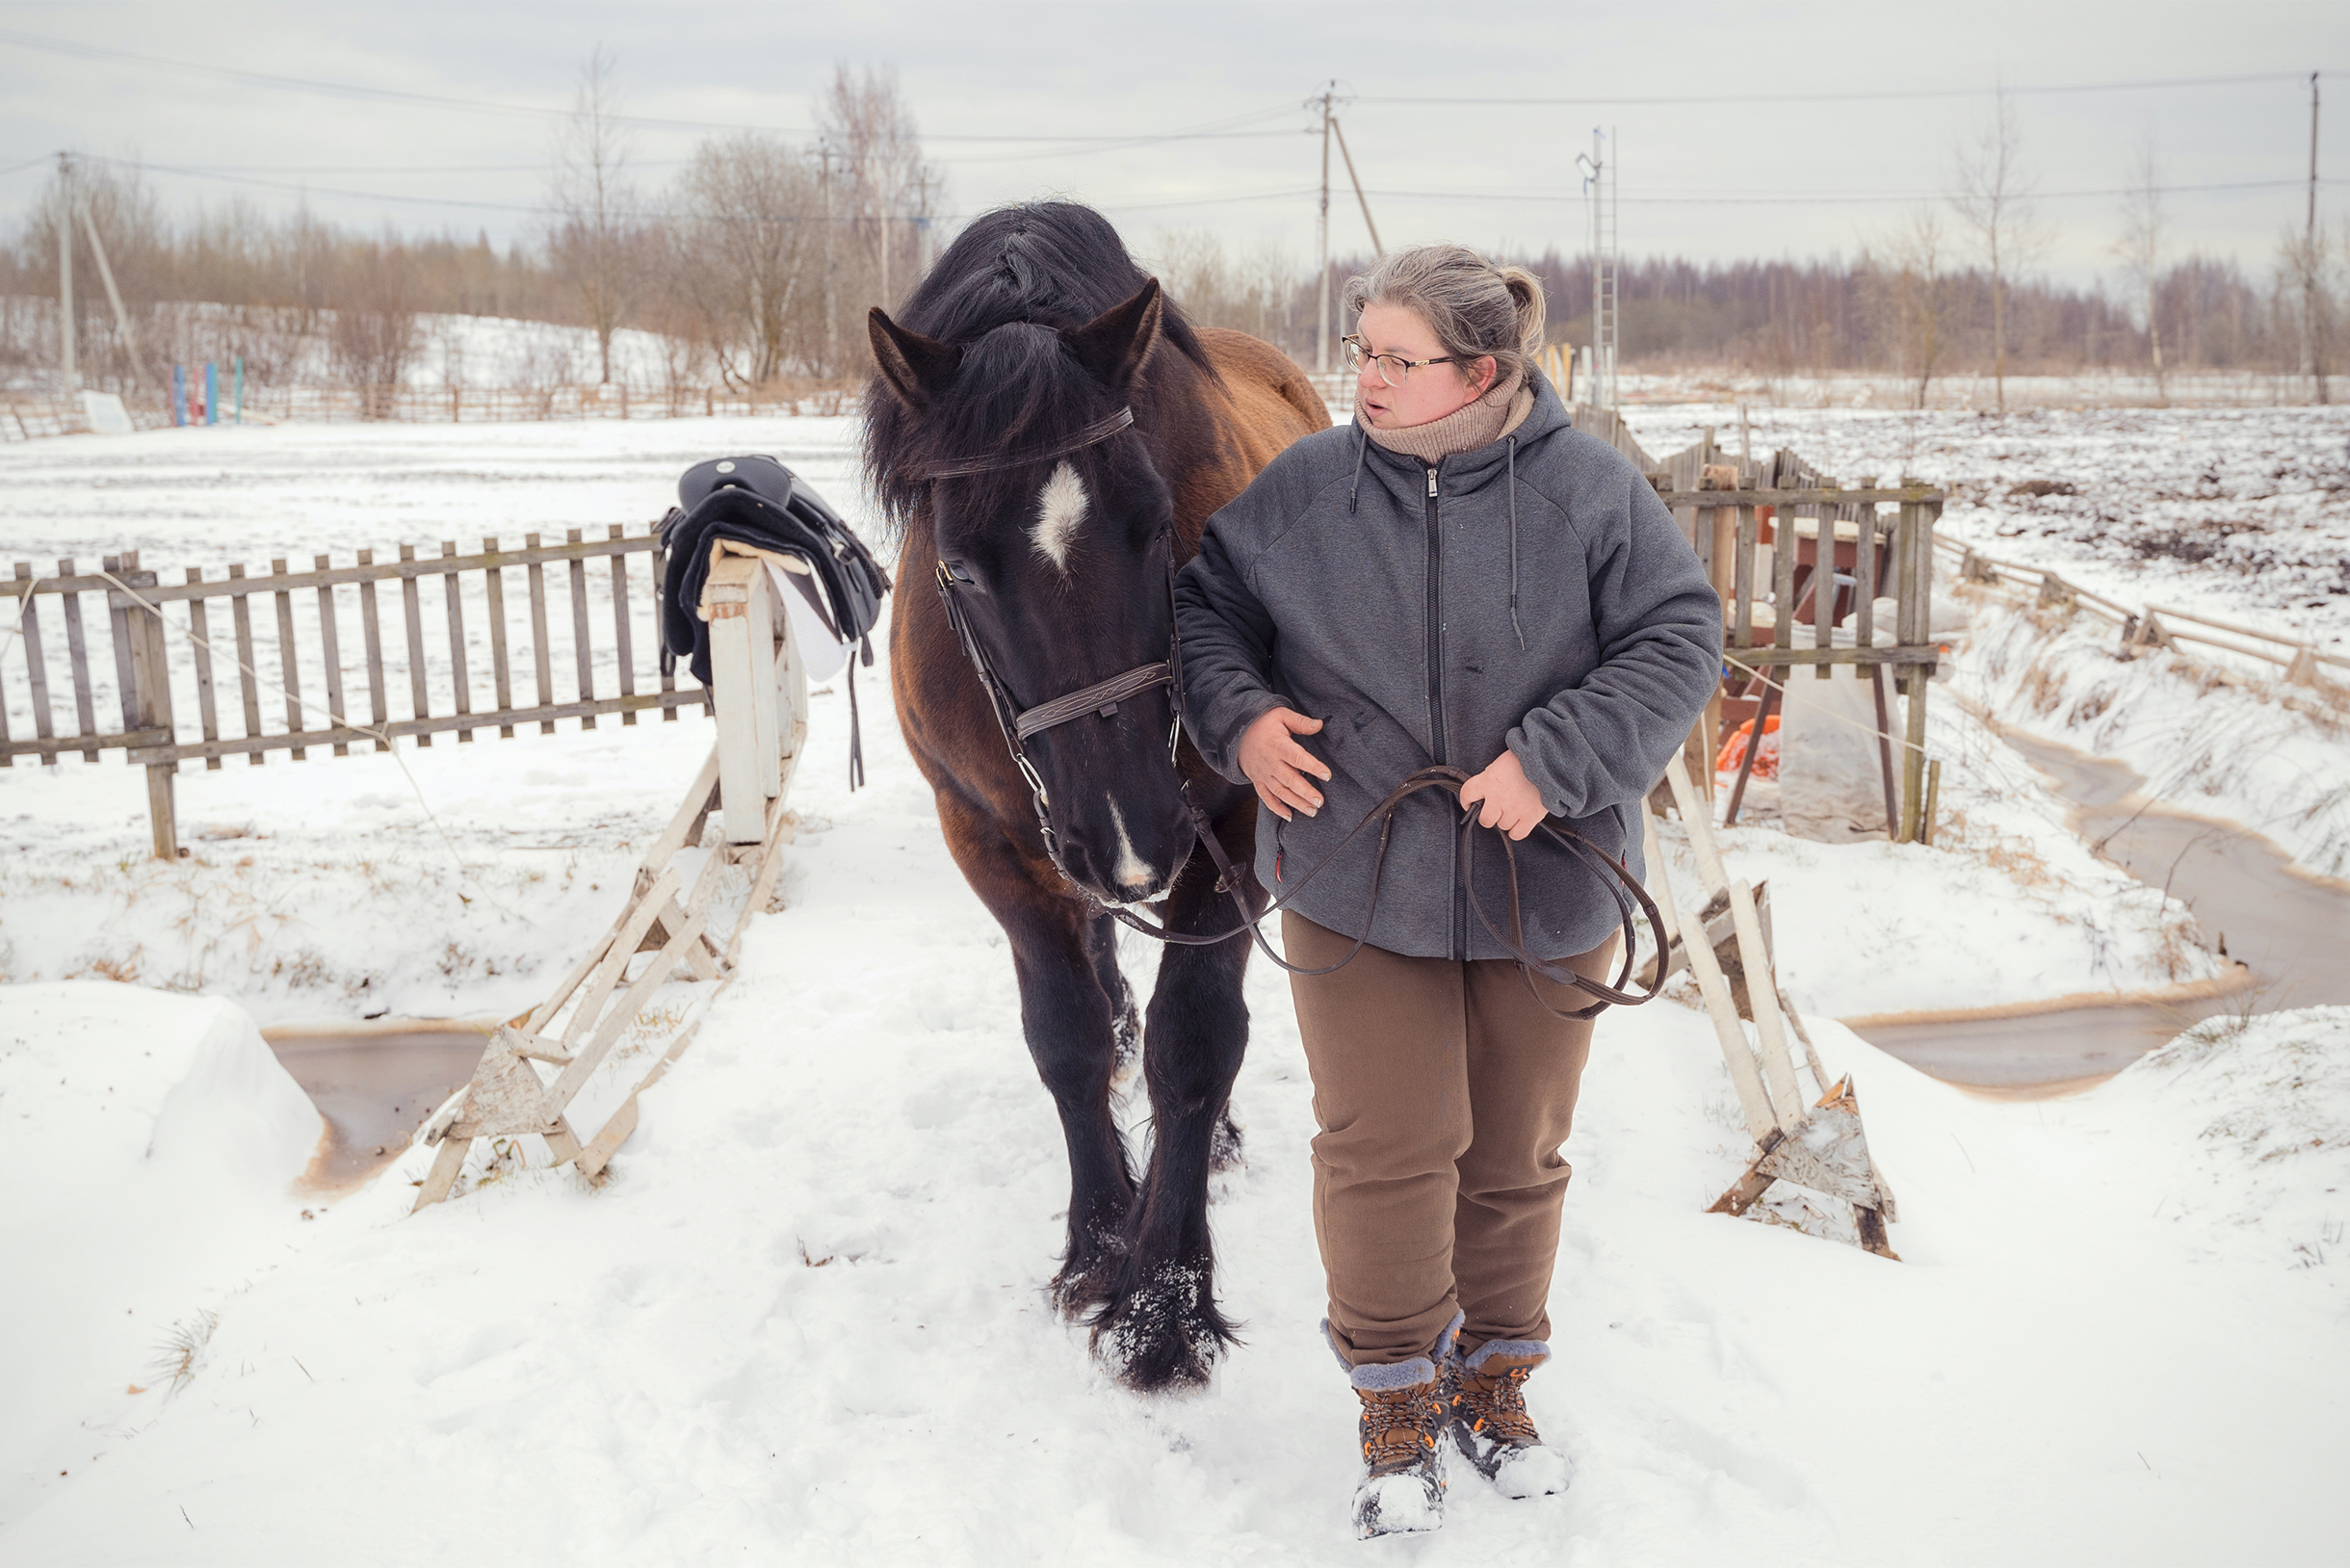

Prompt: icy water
xmin=265 ymin=1023 xmax=491 ymax=1188
xmin=1854 ymin=728 xmax=2350 ymax=1092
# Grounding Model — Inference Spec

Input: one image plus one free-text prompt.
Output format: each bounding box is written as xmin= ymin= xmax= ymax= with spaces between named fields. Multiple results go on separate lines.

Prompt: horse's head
xmin=870 ymin=281 xmax=1194 ymax=906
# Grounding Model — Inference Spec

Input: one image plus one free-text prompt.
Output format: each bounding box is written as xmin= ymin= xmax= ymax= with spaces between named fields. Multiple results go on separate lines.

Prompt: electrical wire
xmin=1362 ymin=177 xmax=2350 ymax=208
xmin=1359 ymin=69 xmax=2337 ymax=107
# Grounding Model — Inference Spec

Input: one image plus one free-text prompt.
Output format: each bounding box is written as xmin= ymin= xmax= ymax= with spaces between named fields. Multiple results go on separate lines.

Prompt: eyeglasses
xmin=1342 ymin=335 xmax=1459 ymax=387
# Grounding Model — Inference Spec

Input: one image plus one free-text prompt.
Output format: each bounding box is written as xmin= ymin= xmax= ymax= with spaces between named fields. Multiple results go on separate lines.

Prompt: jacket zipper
xmin=1423 ymin=463 xmax=1463 ymax=958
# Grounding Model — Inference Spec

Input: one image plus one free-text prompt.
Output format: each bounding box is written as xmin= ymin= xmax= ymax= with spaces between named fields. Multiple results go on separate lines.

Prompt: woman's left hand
xmin=1457 ymin=749 xmax=1549 ymax=841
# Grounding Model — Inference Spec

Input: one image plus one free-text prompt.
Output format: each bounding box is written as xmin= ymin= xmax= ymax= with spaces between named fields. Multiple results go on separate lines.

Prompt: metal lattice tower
xmin=1577 ymin=129 xmax=1619 ymax=411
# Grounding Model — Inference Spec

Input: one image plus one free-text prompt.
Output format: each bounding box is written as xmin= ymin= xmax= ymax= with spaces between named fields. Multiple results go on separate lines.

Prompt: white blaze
xmin=1031 ymin=461 xmax=1089 ymax=571
xmin=1106 ymin=797 xmax=1154 ymax=892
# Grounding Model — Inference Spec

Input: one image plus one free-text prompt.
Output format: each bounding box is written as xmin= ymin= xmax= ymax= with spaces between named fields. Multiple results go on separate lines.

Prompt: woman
xmin=1173 ymin=246 xmax=1721 ymax=1537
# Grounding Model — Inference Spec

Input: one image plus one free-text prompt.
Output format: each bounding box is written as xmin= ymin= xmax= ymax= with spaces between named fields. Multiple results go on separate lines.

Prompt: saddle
xmin=658 ymin=455 xmax=892 ymax=786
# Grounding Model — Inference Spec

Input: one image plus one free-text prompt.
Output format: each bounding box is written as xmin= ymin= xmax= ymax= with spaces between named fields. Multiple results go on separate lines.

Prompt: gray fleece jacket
xmin=1173 ymin=372 xmax=1722 ymax=961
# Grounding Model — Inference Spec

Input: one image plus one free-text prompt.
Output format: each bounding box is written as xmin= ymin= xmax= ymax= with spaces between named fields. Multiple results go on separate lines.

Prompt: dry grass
xmin=149 ymin=1309 xmax=219 ymax=1396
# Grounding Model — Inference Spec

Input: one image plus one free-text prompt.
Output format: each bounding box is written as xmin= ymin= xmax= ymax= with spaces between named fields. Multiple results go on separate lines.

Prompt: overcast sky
xmin=4 ymin=1 xmax=2346 ymax=289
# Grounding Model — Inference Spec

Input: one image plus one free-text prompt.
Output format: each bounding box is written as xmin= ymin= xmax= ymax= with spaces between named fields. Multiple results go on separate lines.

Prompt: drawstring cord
xmin=1348 ymin=425 xmax=1370 ymax=514
xmin=1506 ymin=435 xmax=1525 ymax=651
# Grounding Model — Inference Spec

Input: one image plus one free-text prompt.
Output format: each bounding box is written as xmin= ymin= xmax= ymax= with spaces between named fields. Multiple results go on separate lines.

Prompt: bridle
xmin=919 ymin=404 xmax=1667 ymax=1021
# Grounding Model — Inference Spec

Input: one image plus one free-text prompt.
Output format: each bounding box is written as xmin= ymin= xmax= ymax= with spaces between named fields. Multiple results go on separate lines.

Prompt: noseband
xmin=919 ymin=403 xmax=1667 ymax=1022
xmin=924 ymin=406 xmax=1180 ymax=871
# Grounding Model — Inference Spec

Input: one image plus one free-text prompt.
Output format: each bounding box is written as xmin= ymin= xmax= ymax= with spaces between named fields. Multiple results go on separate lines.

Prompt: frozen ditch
xmin=263 ymin=1020 xmax=492 ymax=1188
xmin=1852 ymin=725 xmax=2350 ymax=1092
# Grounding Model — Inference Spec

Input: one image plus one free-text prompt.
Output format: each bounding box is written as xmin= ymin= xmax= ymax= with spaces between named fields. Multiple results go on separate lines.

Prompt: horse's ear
xmin=868 ymin=308 xmax=963 ymax=410
xmin=1062 ymin=279 xmax=1164 ymax=393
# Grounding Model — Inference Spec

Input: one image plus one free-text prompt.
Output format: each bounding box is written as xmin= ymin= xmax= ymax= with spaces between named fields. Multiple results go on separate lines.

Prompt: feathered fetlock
xmin=1449 ymin=1339 xmax=1571 ymax=1499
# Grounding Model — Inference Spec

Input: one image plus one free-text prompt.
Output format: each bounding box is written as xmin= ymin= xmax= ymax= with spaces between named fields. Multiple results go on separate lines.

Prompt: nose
xmin=1059 ymin=794 xmax=1183 ymax=904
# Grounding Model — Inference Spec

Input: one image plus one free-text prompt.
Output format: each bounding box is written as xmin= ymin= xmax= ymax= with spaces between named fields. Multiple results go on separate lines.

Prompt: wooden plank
xmin=59 ymin=560 xmax=98 ymax=761
xmin=653 ymin=528 xmax=679 ymax=721
xmin=1771 ymin=522 xmax=1795 ymax=659
xmin=50 ymin=534 xmax=662 ymax=603
xmin=1853 ymin=506 xmax=1878 ymax=648
xmin=3 ymin=727 xmax=173 ymax=762
xmin=483 ymin=536 xmax=514 ymax=739
xmin=120 ymin=689 xmax=708 ymax=764
xmin=1732 ymin=505 xmax=1756 ymax=649
xmin=271 ymin=559 xmax=306 ymax=760
xmin=1655 ymin=486 xmax=1945 ymax=508
xmin=635 ymin=746 xmax=723 ymax=889
xmin=410 ymin=1136 xmax=469 ymax=1212
xmin=356 ymin=549 xmax=389 ymax=753
xmin=126 ymin=591 xmax=179 ymax=860
xmin=1641 ymin=801 xmax=1776 ymax=1143
xmin=1721 ymin=643 xmax=1939 ymax=669
xmin=313 ymin=556 xmax=350 ymax=756
xmin=2144 ymin=599 xmax=2329 ymax=655
xmin=706 ymin=554 xmax=770 ymax=846
xmin=399 ymin=544 xmax=431 ymax=748
xmin=568 ymin=528 xmax=596 ymax=730
xmin=227 ymin=562 xmax=264 ymax=766
xmin=1811 ymin=520 xmax=1835 ymax=680
xmin=526 ymin=534 xmax=555 ymax=735
xmin=16 ymin=563 xmax=57 ymax=763
xmin=561 ymin=865 xmax=685 ymax=1051
xmin=106 ymin=555 xmax=141 ymax=733
xmin=185 ymin=567 xmax=222 ymax=770
xmin=609 ymin=525 xmax=637 ymax=726
xmin=441 ymin=540 xmax=473 ymax=743
xmin=1665 ymin=754 xmax=1803 ymax=1131
xmin=547 ymin=905 xmax=711 ymax=1111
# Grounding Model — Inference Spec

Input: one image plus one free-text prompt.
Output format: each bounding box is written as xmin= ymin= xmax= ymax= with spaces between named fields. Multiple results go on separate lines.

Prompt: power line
xmin=0 ymin=27 xmax=1304 ymax=152
xmin=1360 ymin=177 xmax=2350 ymax=208
xmin=1359 ymin=69 xmax=2338 ymax=107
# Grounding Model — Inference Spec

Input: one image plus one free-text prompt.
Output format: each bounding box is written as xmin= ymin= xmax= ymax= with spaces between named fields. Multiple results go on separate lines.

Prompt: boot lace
xmin=1455 ymin=1364 xmax=1539 ymax=1445
xmin=1357 ymin=1385 xmax=1444 ymax=1477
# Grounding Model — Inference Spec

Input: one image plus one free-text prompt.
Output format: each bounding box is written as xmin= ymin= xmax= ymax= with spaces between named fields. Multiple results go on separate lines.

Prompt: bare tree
xmin=548 ymin=44 xmax=638 ymax=384
xmin=1864 ymin=208 xmax=1954 ymax=408
xmin=327 ymin=232 xmax=421 ymax=416
xmin=2275 ymin=220 xmax=2337 ymax=404
xmin=668 ymin=134 xmax=822 ymax=386
xmin=1146 ymin=228 xmax=1302 ymax=346
xmin=1950 ymin=83 xmax=2043 ymax=413
xmin=816 ymin=65 xmax=943 ymax=317
xmin=2114 ymin=139 xmax=2169 ymax=405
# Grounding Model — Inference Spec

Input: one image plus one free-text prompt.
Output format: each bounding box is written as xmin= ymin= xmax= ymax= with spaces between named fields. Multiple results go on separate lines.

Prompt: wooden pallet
xmin=410 ymin=547 xmax=808 ymax=1208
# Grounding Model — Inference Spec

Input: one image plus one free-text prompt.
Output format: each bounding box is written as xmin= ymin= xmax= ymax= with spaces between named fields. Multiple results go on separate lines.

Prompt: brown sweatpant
xmin=1283 ymin=911 xmax=1617 ymax=1368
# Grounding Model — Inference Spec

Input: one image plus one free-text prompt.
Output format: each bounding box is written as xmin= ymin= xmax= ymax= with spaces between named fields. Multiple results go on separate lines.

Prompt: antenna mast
xmin=1576 ymin=129 xmax=1618 ymax=412
xmin=57 ymin=152 xmax=76 ymax=394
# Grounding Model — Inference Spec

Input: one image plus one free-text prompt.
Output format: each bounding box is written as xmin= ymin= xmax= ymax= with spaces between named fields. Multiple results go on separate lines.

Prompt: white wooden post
xmin=703 ymin=548 xmax=810 ymax=849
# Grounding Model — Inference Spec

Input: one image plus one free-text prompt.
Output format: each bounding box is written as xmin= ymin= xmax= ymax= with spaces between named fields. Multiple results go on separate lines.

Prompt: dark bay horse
xmin=863 ymin=202 xmax=1326 ymax=1390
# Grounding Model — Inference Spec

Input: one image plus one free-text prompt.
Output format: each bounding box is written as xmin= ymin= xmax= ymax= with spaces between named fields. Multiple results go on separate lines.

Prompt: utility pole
xmin=1576 ymin=129 xmax=1619 ymax=411
xmin=2310 ymin=71 xmax=2327 ymax=405
xmin=1315 ymin=83 xmax=1333 ymax=375
xmin=57 ymin=152 xmax=77 ymax=394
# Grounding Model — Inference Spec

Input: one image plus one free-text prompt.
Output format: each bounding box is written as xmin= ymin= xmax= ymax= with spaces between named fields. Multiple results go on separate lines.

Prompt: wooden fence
xmin=4 ymin=525 xmax=709 ymax=857
xmin=0 ymin=383 xmax=858 ymax=440
xmin=1945 ymin=537 xmax=2349 ymax=692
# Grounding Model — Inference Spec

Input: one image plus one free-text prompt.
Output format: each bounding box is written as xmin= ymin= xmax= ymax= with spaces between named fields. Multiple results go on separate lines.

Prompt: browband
xmin=921 ymin=406 xmax=1136 ymax=481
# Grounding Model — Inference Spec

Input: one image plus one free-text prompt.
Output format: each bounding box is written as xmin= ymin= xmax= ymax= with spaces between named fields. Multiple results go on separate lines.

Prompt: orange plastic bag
xmin=1715 ymin=714 xmax=1780 ymax=779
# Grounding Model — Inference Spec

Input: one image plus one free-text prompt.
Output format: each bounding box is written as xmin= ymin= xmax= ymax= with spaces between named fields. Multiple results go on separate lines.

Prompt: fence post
xmin=114 ymin=552 xmax=179 ymax=858
xmin=1893 ymin=500 xmax=1936 ymax=843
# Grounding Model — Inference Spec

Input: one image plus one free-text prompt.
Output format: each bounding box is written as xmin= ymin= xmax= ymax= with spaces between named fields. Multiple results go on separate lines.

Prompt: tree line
xmin=1 ymin=65 xmax=2340 ymax=407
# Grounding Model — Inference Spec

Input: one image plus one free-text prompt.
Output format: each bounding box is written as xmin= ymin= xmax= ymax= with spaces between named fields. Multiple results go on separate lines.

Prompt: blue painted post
xmin=171 ymin=363 xmax=186 ymax=427
xmin=234 ymin=357 xmax=244 ymax=424
xmin=204 ymin=362 xmax=218 ymax=426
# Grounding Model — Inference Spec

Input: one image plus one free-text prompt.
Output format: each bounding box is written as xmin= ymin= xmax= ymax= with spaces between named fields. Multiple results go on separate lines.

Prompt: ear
xmin=868 ymin=308 xmax=964 ymax=410
xmin=1061 ymin=279 xmax=1164 ymax=392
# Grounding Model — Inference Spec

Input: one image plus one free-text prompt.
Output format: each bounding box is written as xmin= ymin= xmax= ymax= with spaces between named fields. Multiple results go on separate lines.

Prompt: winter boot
xmin=1448 ymin=1339 xmax=1571 ymax=1499
xmin=1348 ymin=1358 xmax=1449 ymax=1538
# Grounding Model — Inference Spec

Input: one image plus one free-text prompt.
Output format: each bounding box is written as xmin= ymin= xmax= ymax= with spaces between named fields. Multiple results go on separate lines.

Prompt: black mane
xmin=862 ymin=202 xmax=1210 ymax=544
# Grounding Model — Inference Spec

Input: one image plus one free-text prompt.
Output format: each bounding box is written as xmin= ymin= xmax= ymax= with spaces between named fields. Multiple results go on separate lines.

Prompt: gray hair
xmin=1342 ymin=244 xmax=1548 ymax=390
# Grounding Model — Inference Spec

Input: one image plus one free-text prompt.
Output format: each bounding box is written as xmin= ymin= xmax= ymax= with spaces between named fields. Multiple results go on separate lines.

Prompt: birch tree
xmin=1950 ymin=85 xmax=2042 ymax=413
xmin=548 ymin=44 xmax=638 ymax=385
xmin=2114 ymin=140 xmax=2169 ymax=405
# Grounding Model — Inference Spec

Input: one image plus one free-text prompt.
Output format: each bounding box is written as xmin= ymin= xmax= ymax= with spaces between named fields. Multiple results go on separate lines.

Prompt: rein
xmin=921 ymin=405 xmax=1665 ymax=1023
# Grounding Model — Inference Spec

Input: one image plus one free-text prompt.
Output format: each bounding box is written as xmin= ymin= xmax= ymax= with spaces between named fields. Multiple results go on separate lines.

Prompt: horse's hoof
xmin=1089 ymin=1262 xmax=1239 ymax=1393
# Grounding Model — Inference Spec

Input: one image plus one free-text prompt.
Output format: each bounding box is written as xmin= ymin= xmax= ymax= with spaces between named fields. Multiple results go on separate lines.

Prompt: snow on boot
xmin=1449 ymin=1339 xmax=1571 ymax=1499
xmin=1348 ymin=1359 xmax=1449 ymax=1538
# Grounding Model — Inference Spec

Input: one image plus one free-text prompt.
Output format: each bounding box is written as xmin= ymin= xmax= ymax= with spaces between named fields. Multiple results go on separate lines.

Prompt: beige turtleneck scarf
xmin=1357 ymin=368 xmax=1535 ymax=461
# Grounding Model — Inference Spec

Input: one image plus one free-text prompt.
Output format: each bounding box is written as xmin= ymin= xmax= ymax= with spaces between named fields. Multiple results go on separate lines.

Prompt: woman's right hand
xmin=1238 ymin=707 xmax=1331 ymax=821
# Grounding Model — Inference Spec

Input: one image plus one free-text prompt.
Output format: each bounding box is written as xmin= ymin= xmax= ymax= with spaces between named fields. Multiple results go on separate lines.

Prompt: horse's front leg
xmin=936 ymin=793 xmax=1136 ymax=1317
xmin=1090 ymin=798 xmax=1263 ymax=1391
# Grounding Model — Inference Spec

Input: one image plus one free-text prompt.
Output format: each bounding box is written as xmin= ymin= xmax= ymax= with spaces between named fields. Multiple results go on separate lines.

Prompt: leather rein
xmin=919 ymin=405 xmax=1666 ymax=1022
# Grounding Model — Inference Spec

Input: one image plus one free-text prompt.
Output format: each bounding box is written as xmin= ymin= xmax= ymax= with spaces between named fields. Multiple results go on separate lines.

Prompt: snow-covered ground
xmin=3 ymin=410 xmax=2347 ymax=1561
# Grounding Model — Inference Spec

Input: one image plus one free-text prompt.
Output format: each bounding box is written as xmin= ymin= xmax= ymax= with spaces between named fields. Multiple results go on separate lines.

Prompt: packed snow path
xmin=5 ymin=636 xmax=2347 ymax=1564
xmin=3 ymin=415 xmax=2345 ymax=1562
